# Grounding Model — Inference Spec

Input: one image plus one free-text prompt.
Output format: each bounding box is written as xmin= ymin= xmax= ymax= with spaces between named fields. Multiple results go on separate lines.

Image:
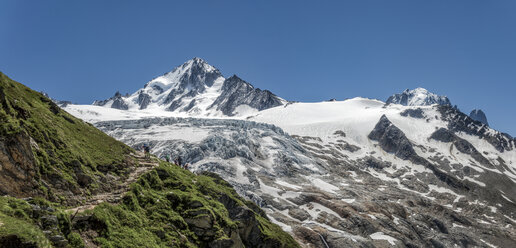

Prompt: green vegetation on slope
xmin=0 ymin=197 xmax=56 ymax=248
xmin=0 ymin=72 xmax=133 ymax=203
xmin=79 ymin=162 xmax=298 ymax=247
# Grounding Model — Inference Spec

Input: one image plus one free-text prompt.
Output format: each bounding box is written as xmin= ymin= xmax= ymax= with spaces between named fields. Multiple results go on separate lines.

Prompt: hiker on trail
xmin=184 ymin=163 xmax=189 ymax=171
xmin=177 ymin=156 xmax=183 ymax=167
xmin=165 ymin=154 xmax=170 ymax=163
xmin=144 ymin=144 xmax=150 ymax=159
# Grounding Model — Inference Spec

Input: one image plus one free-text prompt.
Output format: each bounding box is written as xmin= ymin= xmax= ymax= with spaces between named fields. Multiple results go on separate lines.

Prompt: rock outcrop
xmin=386 ymin=87 xmax=451 ymax=106
xmin=469 ymin=109 xmax=489 ymax=126
xmin=209 ymin=75 xmax=284 ymax=116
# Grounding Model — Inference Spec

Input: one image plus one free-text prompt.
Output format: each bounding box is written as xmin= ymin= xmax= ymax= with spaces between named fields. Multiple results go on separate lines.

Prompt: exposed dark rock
xmin=288 ymin=208 xmax=310 ymax=221
xmin=137 ymin=92 xmax=151 ymax=110
xmin=369 ymin=116 xmax=470 ymax=191
xmin=430 ymin=128 xmax=455 ymax=143
xmin=363 ymin=156 xmax=391 ymax=170
xmin=430 ymin=128 xmax=493 ymax=168
xmin=93 ymin=91 xmax=128 ymax=110
xmin=210 ymin=75 xmax=284 ymax=116
xmin=333 ymin=130 xmax=346 ymax=137
xmin=0 ymin=132 xmax=40 ymax=197
xmin=469 ymin=109 xmax=489 ymax=126
xmin=400 ymin=108 xmax=425 ymax=118
xmin=438 ymin=105 xmax=515 ymax=152
xmin=368 ymin=115 xmax=416 ymax=159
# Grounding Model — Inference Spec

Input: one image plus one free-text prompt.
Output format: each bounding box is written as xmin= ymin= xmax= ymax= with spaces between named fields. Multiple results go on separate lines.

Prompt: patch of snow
xmin=310 ymin=178 xmax=340 ymax=194
xmin=369 ymin=232 xmax=398 ymax=245
xmin=480 ymin=239 xmax=498 ymax=248
xmin=463 ymin=177 xmax=486 ymax=187
xmin=393 ymin=216 xmax=400 ymax=225
xmin=275 ymin=180 xmax=302 ymax=190
xmin=452 ymin=223 xmax=466 ymax=228
xmin=501 ymin=194 xmax=514 ymax=203
xmin=367 ymin=214 xmax=377 ymax=220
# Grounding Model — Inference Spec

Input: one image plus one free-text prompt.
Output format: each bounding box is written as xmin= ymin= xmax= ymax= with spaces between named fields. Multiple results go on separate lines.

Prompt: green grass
xmin=0 ymin=72 xmax=133 ymax=203
xmin=0 ymin=197 xmax=52 ymax=247
xmin=77 ymin=162 xmax=298 ymax=247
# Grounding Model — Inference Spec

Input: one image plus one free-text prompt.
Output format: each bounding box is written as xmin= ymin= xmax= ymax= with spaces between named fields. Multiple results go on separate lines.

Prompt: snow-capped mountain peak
xmin=144 ymin=57 xmax=222 ymax=94
xmin=91 ymin=58 xmax=285 ymax=116
xmin=386 ymin=87 xmax=451 ymax=106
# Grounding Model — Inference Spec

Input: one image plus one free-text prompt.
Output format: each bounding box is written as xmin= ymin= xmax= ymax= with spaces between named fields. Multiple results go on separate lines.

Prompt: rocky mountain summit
xmin=92 ymin=58 xmax=285 ymax=116
xmin=469 ymin=109 xmax=489 ymax=126
xmin=386 ymin=87 xmax=451 ymax=106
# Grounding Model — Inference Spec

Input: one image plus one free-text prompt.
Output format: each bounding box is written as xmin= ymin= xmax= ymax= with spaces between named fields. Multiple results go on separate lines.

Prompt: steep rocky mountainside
xmin=0 ymin=72 xmax=298 ymax=248
xmin=92 ymin=58 xmax=285 ymax=116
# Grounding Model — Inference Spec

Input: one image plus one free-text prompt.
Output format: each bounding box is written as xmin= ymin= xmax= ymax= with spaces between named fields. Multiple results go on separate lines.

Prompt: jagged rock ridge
xmin=92 ymin=58 xmax=286 ymax=116
xmin=469 ymin=109 xmax=489 ymax=126
xmin=386 ymin=87 xmax=451 ymax=106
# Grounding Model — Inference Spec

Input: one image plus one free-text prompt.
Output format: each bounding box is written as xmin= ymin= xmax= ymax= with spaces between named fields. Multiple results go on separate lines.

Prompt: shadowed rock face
xmin=431 ymin=127 xmax=494 ymax=168
xmin=93 ymin=91 xmax=129 ymax=110
xmin=368 ymin=115 xmax=416 ymax=160
xmin=400 ymin=108 xmax=425 ymax=118
xmin=438 ymin=105 xmax=515 ymax=152
xmin=369 ymin=116 xmax=470 ymax=191
xmin=210 ymin=75 xmax=284 ymax=116
xmin=137 ymin=92 xmax=151 ymax=110
xmin=469 ymin=109 xmax=489 ymax=126
xmin=0 ymin=132 xmax=39 ymax=197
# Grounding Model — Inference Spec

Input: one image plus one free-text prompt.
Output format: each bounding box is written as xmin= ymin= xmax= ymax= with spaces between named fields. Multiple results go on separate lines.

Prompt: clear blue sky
xmin=1 ymin=0 xmax=515 ymax=135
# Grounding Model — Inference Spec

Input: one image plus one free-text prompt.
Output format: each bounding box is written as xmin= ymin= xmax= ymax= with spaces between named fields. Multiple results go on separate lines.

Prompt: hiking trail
xmin=67 ymin=151 xmax=159 ymax=214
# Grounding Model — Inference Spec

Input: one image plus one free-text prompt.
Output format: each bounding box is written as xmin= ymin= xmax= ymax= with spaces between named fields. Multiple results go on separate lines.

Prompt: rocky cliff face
xmin=210 ymin=75 xmax=284 ymax=116
xmin=0 ymin=131 xmax=39 ymax=198
xmin=469 ymin=109 xmax=489 ymax=126
xmin=93 ymin=91 xmax=129 ymax=110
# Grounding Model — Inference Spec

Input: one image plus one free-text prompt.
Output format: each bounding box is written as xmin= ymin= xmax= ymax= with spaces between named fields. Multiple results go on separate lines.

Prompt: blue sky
xmin=1 ymin=0 xmax=515 ymax=135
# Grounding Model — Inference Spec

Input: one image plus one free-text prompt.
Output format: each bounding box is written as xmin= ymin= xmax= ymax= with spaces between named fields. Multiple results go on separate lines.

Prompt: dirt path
xmin=67 ymin=151 xmax=159 ymax=214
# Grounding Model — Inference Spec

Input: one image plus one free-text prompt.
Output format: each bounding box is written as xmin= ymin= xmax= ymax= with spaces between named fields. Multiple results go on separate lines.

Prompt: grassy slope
xmin=0 ymin=71 xmax=133 ymax=201
xmin=85 ymin=162 xmax=298 ymax=247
